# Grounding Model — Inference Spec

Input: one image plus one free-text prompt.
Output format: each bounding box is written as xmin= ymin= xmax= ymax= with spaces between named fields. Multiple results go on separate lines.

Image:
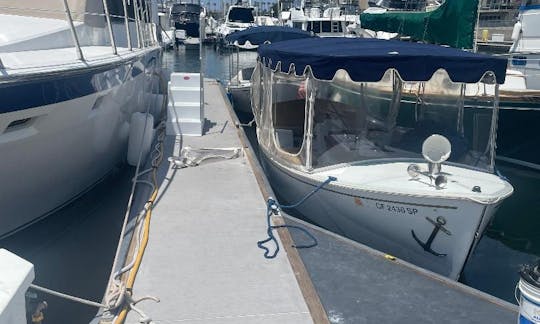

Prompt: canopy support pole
xmin=489 ymin=83 xmax=500 ymax=172
xmin=305 ymin=76 xmax=315 ymax=171
xmin=457 ymin=84 xmax=466 ymax=136
xmin=386 ymin=70 xmax=403 ymax=132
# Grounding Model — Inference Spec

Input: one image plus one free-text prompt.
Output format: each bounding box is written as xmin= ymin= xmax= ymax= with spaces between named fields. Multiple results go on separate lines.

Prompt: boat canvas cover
xmin=257 ymin=37 xmax=507 ymax=83
xmin=225 ymin=26 xmax=316 ymax=45
xmin=360 ymin=0 xmax=478 ymax=49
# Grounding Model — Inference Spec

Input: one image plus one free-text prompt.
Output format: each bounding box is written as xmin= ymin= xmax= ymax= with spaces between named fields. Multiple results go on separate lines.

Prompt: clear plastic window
xmin=310 ymin=69 xmax=497 ymax=171
xmin=257 ymin=65 xmax=498 ymax=173
xmin=271 ymin=72 xmax=306 ymax=155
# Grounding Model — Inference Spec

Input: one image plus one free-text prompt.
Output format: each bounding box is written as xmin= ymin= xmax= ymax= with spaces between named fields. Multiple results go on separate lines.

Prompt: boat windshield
xmin=228 ymin=7 xmax=255 ymax=23
xmin=253 ymin=64 xmax=499 ymax=173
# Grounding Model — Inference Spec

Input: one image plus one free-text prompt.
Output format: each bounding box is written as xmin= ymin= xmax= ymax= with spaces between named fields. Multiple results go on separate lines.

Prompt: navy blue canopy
xmin=225 ymin=26 xmax=316 ymax=45
xmin=258 ymin=38 xmax=508 ymax=83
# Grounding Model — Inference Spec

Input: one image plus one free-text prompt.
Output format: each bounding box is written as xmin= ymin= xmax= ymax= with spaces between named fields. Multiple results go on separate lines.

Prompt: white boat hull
xmin=0 ymin=49 xmax=162 ymax=238
xmin=260 ymin=150 xmax=502 ymax=279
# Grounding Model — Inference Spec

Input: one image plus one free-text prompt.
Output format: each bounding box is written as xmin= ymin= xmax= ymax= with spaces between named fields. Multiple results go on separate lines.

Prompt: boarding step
xmin=170 ymin=73 xmax=200 ymax=86
xmin=166 ymin=118 xmax=203 ymax=136
xmin=167 ymin=104 xmax=202 ymax=120
xmin=167 ymin=72 xmax=204 ymax=136
xmin=168 ymin=100 xmax=200 ymax=108
xmin=169 ymin=87 xmax=201 ymax=104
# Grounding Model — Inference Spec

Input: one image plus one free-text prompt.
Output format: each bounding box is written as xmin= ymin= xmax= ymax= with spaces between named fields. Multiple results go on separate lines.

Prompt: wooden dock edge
xmin=217 ymin=81 xmax=330 ymax=324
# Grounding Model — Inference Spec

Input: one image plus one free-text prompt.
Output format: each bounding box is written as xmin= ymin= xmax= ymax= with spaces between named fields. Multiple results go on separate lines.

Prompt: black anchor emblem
xmin=411 ymin=216 xmax=452 ymax=257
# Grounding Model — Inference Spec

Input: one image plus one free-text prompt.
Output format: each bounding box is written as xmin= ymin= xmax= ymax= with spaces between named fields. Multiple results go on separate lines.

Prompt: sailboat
xmin=252 ymin=37 xmax=513 ymax=279
xmin=0 ymin=0 xmax=162 ymax=238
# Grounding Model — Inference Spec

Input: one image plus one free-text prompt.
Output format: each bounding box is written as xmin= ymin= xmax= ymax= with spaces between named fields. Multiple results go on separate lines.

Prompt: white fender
xmin=127 ymin=112 xmax=154 ymax=166
xmin=512 ymin=21 xmax=522 ymax=41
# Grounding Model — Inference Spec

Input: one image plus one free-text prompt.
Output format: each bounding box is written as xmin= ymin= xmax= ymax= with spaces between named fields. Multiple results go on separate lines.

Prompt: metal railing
xmin=0 ymin=0 xmax=159 ymax=63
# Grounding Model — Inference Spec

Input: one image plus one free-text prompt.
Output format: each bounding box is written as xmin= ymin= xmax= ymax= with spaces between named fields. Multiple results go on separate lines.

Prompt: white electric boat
xmin=252 ymin=37 xmax=513 ymax=279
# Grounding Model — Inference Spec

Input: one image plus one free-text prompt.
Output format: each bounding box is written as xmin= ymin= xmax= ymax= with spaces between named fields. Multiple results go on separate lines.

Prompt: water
xmin=1 ymin=44 xmax=538 ymax=324
xmin=170 ymin=45 xmax=540 ymax=304
xmin=163 ymin=44 xmax=258 ymax=82
xmin=0 ymin=166 xmax=134 ymax=324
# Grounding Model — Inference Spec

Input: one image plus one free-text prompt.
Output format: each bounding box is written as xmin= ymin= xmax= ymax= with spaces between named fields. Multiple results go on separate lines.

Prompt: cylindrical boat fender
xmin=127 ymin=112 xmax=154 ymax=166
xmin=512 ymin=21 xmax=522 ymax=41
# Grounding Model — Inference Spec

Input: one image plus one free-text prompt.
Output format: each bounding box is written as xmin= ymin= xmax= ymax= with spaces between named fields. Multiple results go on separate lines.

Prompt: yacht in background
xmin=284 ymin=5 xmax=358 ymax=37
xmin=0 ymin=0 xmax=163 ymax=238
xmin=216 ymin=5 xmax=256 ymax=47
xmin=170 ymin=2 xmax=202 ymax=45
xmin=254 ymin=15 xmax=279 ymax=26
xmin=509 ymin=1 xmax=540 ymax=90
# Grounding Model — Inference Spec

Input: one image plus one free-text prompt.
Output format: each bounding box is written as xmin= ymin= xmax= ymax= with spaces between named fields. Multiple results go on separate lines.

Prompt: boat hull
xmin=228 ymin=85 xmax=252 ymax=115
xmin=259 ymin=150 xmax=501 ymax=279
xmin=0 ymin=48 xmax=162 ymax=238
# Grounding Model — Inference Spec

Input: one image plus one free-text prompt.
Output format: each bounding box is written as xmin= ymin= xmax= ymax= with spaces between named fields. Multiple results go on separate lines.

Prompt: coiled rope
xmin=257 ymin=176 xmax=337 ymax=259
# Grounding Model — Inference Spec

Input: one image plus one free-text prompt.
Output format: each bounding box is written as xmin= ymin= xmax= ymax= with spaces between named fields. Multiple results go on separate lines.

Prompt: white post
xmin=0 ymin=249 xmax=35 ymax=324
xmin=200 ymin=11 xmax=205 ymax=127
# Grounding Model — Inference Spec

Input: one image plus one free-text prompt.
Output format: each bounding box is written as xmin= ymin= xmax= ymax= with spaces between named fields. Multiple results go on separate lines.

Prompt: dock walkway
xmin=125 ymin=80 xmax=316 ymax=324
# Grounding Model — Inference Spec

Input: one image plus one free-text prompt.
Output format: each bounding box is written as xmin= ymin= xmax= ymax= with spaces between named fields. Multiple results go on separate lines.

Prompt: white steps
xmin=166 ymin=72 xmax=204 ymax=136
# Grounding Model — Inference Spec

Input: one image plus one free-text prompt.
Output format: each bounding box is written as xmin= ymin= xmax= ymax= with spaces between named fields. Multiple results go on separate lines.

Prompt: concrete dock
xmin=124 ymin=80 xmax=321 ymax=323
xmin=117 ymin=79 xmax=518 ymax=324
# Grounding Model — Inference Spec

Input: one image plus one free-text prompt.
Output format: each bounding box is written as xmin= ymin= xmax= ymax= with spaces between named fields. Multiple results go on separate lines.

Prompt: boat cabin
xmin=226 ymin=6 xmax=255 ymax=24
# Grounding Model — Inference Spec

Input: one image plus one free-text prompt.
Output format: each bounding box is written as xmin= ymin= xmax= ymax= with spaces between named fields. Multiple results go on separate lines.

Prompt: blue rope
xmin=257 ymin=176 xmax=337 ymax=259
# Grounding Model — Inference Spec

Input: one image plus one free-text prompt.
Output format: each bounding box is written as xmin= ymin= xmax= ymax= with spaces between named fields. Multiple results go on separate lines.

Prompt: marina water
xmin=1 ymin=45 xmax=539 ymax=323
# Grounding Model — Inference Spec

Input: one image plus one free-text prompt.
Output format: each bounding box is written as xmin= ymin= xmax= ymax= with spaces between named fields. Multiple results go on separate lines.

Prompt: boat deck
xmin=122 ymin=79 xmax=518 ymax=323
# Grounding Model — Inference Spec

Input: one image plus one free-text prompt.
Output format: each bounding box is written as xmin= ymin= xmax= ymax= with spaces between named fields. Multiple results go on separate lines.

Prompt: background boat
xmin=170 ymin=2 xmax=202 ymax=44
xmin=225 ymin=25 xmax=317 ymax=115
xmin=216 ymin=5 xmax=256 ymax=47
xmin=360 ymin=0 xmax=540 ymax=170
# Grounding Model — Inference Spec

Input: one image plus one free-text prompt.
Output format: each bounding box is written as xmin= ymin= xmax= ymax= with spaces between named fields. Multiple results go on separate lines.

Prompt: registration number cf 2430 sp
xmin=375 ymin=202 xmax=419 ymax=215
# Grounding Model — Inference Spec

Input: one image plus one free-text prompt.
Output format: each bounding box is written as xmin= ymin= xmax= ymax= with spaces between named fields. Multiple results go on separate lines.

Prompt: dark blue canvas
xmin=225 ymin=26 xmax=316 ymax=45
xmin=258 ymin=37 xmax=508 ymax=83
